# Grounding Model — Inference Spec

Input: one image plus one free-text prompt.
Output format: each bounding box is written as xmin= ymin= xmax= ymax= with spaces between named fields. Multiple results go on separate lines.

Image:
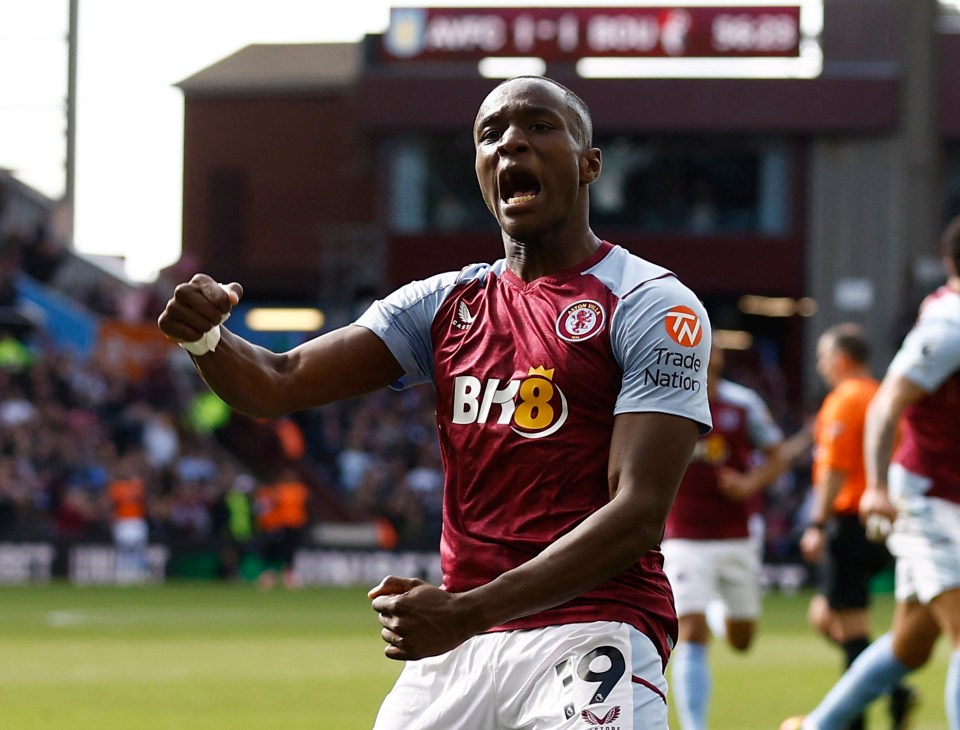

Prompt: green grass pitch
xmin=0 ymin=583 xmax=949 ymax=729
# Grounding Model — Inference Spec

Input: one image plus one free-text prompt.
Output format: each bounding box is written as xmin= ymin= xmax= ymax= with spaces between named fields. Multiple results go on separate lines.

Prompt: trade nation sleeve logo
xmin=664 ymin=305 xmax=703 ymax=348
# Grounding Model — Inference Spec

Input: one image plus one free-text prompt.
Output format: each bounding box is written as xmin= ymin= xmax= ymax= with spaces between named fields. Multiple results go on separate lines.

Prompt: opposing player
xmin=159 ymin=76 xmax=711 ymax=729
xmin=782 ymin=215 xmax=960 ymax=730
xmin=800 ymin=323 xmax=914 ymax=729
xmin=661 ymin=344 xmax=785 ymax=730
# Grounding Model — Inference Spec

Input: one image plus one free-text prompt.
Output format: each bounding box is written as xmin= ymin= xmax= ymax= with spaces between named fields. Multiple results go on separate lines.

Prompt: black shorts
xmin=261 ymin=527 xmax=305 ymax=567
xmin=817 ymin=513 xmax=892 ymax=610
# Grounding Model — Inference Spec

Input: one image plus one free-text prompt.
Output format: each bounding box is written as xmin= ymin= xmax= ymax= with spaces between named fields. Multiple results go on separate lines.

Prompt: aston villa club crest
xmin=384 ymin=8 xmax=427 ymax=58
xmin=556 ymin=300 xmax=605 ymax=342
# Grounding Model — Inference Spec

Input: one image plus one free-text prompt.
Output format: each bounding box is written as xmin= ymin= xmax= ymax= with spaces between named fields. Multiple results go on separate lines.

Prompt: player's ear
xmin=580 ymin=148 xmax=601 ymax=185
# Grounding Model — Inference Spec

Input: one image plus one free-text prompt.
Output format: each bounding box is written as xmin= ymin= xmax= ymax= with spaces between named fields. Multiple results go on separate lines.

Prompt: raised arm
xmin=861 ymin=373 xmax=925 ymax=521
xmin=369 ymin=410 xmax=699 ymax=660
xmin=157 ymin=274 xmax=404 ymax=418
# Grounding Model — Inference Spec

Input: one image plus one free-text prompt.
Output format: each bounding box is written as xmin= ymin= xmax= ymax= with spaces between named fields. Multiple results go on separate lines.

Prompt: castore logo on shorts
xmin=581 ymin=706 xmax=622 ymax=728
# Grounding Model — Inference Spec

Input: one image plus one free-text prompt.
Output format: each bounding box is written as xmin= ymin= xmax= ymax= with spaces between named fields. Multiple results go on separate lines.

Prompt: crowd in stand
xmin=0 ymin=202 xmax=803 ymax=570
xmin=0 ymin=334 xmax=446 ymax=554
xmin=0 ymin=295 xmax=807 ymax=564
xmin=0 ymin=312 xmax=807 ymax=566
xmin=0 ymin=299 xmax=448 ymax=558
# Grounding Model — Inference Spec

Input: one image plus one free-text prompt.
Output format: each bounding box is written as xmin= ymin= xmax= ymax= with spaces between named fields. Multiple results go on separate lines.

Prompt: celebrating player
xmin=159 ymin=76 xmax=712 ymax=729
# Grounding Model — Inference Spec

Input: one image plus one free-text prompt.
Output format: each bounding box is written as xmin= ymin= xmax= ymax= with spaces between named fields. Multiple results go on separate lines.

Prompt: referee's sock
xmin=671 ymin=641 xmax=710 ymax=730
xmin=807 ymin=633 xmax=910 ymax=730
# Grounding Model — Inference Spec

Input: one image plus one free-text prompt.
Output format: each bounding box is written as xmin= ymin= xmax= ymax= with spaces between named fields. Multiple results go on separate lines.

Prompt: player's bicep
xmin=274 ymin=325 xmax=404 ymax=410
xmin=607 ymin=412 xmax=699 ymax=529
xmin=873 ymin=373 xmax=927 ymax=417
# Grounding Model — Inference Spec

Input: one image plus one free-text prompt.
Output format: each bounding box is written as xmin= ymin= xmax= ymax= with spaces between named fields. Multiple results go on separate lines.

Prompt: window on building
xmin=591 ymin=135 xmax=790 ymax=235
xmin=388 ymin=133 xmax=495 ymax=234
xmin=387 ymin=132 xmax=791 ymax=236
xmin=944 ymin=142 xmax=960 ymax=223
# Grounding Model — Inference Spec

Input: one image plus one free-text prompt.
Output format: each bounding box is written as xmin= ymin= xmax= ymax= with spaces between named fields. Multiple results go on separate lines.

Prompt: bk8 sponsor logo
xmin=451 ymin=366 xmax=569 ymax=439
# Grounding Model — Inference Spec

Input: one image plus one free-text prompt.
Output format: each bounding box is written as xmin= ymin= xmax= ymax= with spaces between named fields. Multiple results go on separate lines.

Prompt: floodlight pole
xmin=64 ymin=0 xmax=78 ymax=238
xmin=900 ymin=0 xmax=940 ymax=276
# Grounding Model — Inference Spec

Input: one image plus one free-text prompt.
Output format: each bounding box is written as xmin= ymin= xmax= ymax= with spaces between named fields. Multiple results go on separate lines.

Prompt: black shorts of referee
xmin=817 ymin=513 xmax=893 ymax=610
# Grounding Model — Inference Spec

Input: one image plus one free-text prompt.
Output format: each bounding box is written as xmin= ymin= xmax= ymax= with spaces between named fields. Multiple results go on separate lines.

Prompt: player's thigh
xmin=890 ymin=600 xmax=941 ymax=668
xmin=662 ymin=538 xmax=719 ymax=616
xmin=373 ymin=637 xmax=499 ymax=730
xmin=715 ymin=539 xmax=762 ymax=620
xmin=930 ymin=587 xmax=960 ymax=648
xmin=502 ymin=622 xmax=669 ymax=730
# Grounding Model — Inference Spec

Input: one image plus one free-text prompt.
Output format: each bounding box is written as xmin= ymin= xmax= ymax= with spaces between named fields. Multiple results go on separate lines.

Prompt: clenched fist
xmin=157 ymin=274 xmax=243 ymax=344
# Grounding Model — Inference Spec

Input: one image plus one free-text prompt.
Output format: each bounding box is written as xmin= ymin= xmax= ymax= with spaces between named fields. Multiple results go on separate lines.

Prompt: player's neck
xmin=837 ymin=365 xmax=871 ymax=385
xmin=502 ymin=230 xmax=601 ymax=282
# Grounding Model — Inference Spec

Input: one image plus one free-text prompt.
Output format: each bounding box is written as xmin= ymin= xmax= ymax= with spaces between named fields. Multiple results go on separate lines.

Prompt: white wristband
xmin=179 ymin=323 xmax=223 ymax=356
xmin=178 ymin=283 xmax=232 ymax=357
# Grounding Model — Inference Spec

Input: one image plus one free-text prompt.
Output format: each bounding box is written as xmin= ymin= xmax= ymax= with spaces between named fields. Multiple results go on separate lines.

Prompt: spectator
xmin=255 ymin=467 xmax=310 ymax=590
xmin=105 ymin=453 xmax=149 ymax=584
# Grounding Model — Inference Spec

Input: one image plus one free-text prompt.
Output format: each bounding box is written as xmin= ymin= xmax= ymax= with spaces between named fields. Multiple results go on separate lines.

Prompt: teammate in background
xmin=781 ymin=215 xmax=960 ymax=730
xmin=800 ymin=323 xmax=915 ymax=730
xmin=159 ymin=75 xmax=711 ymax=729
xmin=662 ymin=345 xmax=785 ymax=730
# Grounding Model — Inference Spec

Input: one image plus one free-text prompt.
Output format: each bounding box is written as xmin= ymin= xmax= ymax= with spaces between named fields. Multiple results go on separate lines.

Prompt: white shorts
xmin=887 ymin=464 xmax=960 ymax=604
xmin=661 ymin=538 xmax=762 ymax=620
xmin=113 ymin=518 xmax=148 ymax=548
xmin=373 ymin=621 xmax=668 ymax=730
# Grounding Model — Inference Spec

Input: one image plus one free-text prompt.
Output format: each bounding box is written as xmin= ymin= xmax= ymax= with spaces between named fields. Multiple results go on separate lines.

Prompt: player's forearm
xmin=187 ymin=330 xmax=300 ymax=418
xmin=811 ymin=469 xmax=845 ymax=523
xmin=188 ymin=325 xmax=403 ymax=419
xmin=744 ymin=445 xmax=787 ymax=495
xmin=864 ymin=399 xmax=898 ymax=491
xmin=459 ymin=489 xmax=671 ymax=633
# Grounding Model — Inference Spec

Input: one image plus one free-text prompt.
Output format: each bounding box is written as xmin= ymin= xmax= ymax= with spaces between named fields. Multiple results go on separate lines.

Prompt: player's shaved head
xmin=479 ymin=75 xmax=594 ymax=148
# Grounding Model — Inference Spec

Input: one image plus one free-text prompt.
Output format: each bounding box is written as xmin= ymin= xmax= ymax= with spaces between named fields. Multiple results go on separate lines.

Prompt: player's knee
xmin=894 ymin=640 xmax=934 ymax=669
xmin=725 ymin=622 xmax=755 ymax=652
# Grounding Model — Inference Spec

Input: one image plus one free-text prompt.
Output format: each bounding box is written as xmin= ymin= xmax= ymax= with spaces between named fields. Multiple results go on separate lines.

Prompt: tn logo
xmin=452 ymin=367 xmax=569 ymax=439
xmin=664 ymin=306 xmax=703 ymax=348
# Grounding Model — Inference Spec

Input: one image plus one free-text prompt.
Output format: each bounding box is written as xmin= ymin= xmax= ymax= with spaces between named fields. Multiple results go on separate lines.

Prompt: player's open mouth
xmin=500 ymin=169 xmax=541 ymax=208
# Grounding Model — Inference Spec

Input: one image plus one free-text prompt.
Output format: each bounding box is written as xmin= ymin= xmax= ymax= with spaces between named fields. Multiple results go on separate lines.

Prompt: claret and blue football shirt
xmin=356 ymin=240 xmax=712 ymax=662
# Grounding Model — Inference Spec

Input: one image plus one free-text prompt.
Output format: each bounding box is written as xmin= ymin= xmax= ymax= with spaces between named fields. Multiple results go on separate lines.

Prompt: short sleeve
xmin=353 ymin=271 xmax=460 ymax=389
xmin=610 ymin=276 xmax=712 ymax=433
xmin=817 ymin=392 xmax=860 ymax=472
xmin=742 ymin=388 xmax=784 ymax=450
xmin=887 ymin=318 xmax=960 ymax=393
